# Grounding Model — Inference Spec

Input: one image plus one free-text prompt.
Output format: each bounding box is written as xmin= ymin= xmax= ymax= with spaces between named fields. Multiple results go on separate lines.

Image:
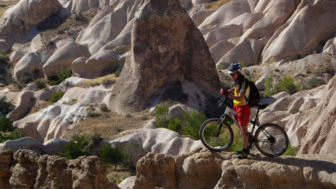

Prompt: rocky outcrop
xmin=0 ymin=0 xmax=62 ymax=46
xmin=133 ymin=150 xmax=336 ymax=189
xmin=111 ymin=127 xmax=204 ymax=165
xmin=13 ymin=85 xmax=108 ymax=142
xmin=108 ymin=0 xmax=220 ymax=114
xmin=43 ymin=42 xmax=90 ymax=77
xmin=258 ymin=73 xmax=336 ymax=155
xmin=0 ymin=149 xmax=118 ymax=189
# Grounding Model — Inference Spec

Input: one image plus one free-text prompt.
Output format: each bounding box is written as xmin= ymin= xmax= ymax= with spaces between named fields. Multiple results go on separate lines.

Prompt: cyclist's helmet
xmin=228 ymin=62 xmax=242 ymax=74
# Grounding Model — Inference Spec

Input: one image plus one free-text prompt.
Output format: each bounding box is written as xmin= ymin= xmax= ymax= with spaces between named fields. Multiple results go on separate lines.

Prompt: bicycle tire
xmin=254 ymin=123 xmax=289 ymax=157
xmin=199 ymin=118 xmax=234 ymax=152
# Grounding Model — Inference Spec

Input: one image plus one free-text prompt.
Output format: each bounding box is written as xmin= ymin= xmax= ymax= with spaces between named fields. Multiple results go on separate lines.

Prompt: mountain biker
xmin=220 ymin=62 xmax=251 ymax=158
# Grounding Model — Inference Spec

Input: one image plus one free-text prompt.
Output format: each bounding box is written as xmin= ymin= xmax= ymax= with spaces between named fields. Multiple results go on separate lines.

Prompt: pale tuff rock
xmin=259 ymin=75 xmax=336 ymax=154
xmin=7 ymin=90 xmax=35 ymax=121
xmin=0 ymin=0 xmax=62 ymax=46
xmin=43 ymin=42 xmax=90 ymax=77
xmin=13 ymin=86 xmax=109 ymax=142
xmin=3 ymin=137 xmax=69 ymax=155
xmin=13 ymin=51 xmax=52 ymax=81
xmin=108 ymin=0 xmax=220 ymax=114
xmin=71 ymin=49 xmax=120 ymax=78
xmin=111 ymin=127 xmax=204 ymax=164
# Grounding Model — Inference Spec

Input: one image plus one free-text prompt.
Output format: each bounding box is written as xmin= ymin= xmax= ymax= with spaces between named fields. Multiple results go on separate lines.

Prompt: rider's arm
xmin=228 ymin=92 xmax=244 ymax=101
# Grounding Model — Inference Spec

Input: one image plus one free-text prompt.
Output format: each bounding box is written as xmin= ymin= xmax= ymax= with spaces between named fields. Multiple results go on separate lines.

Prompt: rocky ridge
xmin=0 ymin=149 xmax=118 ymax=189
xmin=132 ymin=150 xmax=336 ymax=189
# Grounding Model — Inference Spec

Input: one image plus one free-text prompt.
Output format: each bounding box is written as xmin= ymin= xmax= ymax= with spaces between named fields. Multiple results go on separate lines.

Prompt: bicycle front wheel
xmin=199 ymin=118 xmax=233 ymax=152
xmin=255 ymin=123 xmax=289 ymax=157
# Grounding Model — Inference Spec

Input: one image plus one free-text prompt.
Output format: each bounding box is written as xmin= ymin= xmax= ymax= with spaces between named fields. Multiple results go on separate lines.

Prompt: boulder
xmin=14 ymin=51 xmax=52 ymax=81
xmin=9 ymin=50 xmax=26 ymax=63
xmin=3 ymin=137 xmax=45 ymax=154
xmin=323 ymin=37 xmax=336 ymax=56
xmin=13 ymin=86 xmax=109 ymax=142
xmin=76 ymin=0 xmax=142 ymax=54
xmin=0 ymin=0 xmax=62 ymax=46
xmin=262 ymin=0 xmax=336 ymax=62
xmin=71 ymin=50 xmax=120 ymax=78
xmin=111 ymin=128 xmax=204 ymax=165
xmin=7 ymin=91 xmax=36 ymax=121
xmin=242 ymin=0 xmax=300 ymax=39
xmin=198 ymin=0 xmax=251 ymax=34
xmin=299 ymin=75 xmax=336 ymax=154
xmin=108 ymin=0 xmax=221 ymax=114
xmin=43 ymin=42 xmax=90 ymax=77
xmin=217 ymin=37 xmax=268 ymax=67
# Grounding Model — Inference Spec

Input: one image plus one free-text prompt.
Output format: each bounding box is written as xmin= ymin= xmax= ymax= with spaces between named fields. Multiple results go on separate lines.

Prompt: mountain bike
xmin=199 ymin=97 xmax=289 ymax=157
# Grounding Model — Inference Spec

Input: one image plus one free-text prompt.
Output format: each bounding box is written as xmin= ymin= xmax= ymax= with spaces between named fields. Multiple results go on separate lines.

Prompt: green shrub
xmin=99 ymin=103 xmax=110 ymax=112
xmin=48 ymin=91 xmax=65 ymax=103
xmin=264 ymin=76 xmax=279 ymax=97
xmin=99 ymin=144 xmax=124 ymax=170
xmin=155 ymin=104 xmax=169 ymax=128
xmin=0 ymin=116 xmax=15 ymax=132
xmin=182 ymin=111 xmax=207 ymax=140
xmin=167 ymin=117 xmax=181 ymax=133
xmin=34 ymin=79 xmax=47 ymax=89
xmin=59 ymin=134 xmax=91 ymax=159
xmin=0 ymin=129 xmax=25 ymax=143
xmin=283 ymin=145 xmax=298 ymax=156
xmin=0 ymin=97 xmax=15 ymax=116
xmin=18 ymin=72 xmax=34 ymax=84
xmin=304 ymin=76 xmax=325 ymax=89
xmin=47 ymin=69 xmax=72 ymax=85
xmin=280 ymin=76 xmax=297 ymax=94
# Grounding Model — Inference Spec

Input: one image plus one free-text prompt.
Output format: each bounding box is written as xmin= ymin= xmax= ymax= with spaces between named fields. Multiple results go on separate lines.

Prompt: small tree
xmin=59 ymin=134 xmax=91 ymax=159
xmin=99 ymin=144 xmax=124 ymax=170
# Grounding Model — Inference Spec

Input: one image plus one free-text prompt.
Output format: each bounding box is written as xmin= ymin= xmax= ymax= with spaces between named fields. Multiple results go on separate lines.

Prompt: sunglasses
xmin=230 ymin=72 xmax=237 ymax=76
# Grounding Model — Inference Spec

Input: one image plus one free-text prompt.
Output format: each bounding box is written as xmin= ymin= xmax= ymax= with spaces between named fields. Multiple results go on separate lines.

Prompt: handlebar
xmin=216 ymin=97 xmax=229 ymax=108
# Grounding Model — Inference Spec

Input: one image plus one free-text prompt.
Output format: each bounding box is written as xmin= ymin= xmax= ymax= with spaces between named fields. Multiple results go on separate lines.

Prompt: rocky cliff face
xmin=0 ymin=149 xmax=117 ymax=189
xmin=108 ymin=0 xmax=220 ymax=114
xmin=133 ymin=150 xmax=336 ymax=189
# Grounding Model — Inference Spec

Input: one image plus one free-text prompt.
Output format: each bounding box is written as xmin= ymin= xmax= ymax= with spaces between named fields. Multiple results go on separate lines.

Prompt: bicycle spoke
xmin=200 ymin=119 xmax=233 ymax=152
xmin=254 ymin=123 xmax=289 ymax=157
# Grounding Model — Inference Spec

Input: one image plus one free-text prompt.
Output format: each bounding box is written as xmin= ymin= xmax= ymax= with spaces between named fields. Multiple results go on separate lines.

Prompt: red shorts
xmin=233 ymin=105 xmax=251 ymax=126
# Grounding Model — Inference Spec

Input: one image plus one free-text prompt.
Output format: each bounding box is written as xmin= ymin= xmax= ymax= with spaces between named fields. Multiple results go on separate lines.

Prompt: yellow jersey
xmin=233 ymin=80 xmax=250 ymax=106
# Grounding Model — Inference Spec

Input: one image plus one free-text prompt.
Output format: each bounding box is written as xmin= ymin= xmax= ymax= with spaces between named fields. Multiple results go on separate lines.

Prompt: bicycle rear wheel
xmin=254 ymin=123 xmax=289 ymax=157
xmin=199 ymin=118 xmax=233 ymax=152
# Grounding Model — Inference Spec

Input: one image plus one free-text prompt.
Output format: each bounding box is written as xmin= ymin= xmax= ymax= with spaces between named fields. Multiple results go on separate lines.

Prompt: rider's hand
xmin=220 ymin=89 xmax=228 ymax=95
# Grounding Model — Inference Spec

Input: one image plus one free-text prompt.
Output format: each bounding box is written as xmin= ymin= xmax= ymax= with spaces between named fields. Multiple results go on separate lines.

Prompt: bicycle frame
xmin=219 ymin=105 xmax=262 ymax=135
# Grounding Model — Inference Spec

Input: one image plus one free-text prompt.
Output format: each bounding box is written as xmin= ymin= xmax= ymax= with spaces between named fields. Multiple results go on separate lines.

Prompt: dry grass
xmin=63 ymin=109 xmax=154 ymax=141
xmin=205 ymin=0 xmax=235 ymax=10
xmin=106 ymin=165 xmax=136 ymax=184
xmin=75 ymin=74 xmax=118 ymax=88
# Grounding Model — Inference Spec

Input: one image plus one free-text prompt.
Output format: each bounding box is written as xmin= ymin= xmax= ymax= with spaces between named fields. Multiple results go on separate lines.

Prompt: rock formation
xmin=108 ymin=0 xmax=220 ymax=114
xmin=0 ymin=149 xmax=118 ymax=189
xmin=0 ymin=0 xmax=63 ymax=46
xmin=133 ymin=150 xmax=336 ymax=189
